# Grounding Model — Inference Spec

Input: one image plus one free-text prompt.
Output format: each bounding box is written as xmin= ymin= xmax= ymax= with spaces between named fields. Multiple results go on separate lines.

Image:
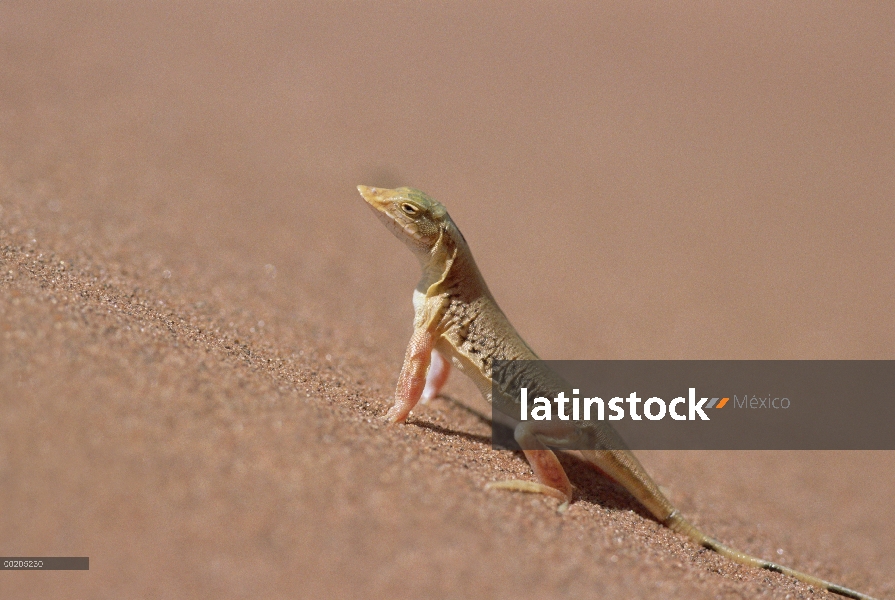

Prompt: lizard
xmin=357 ymin=184 xmax=877 ymax=600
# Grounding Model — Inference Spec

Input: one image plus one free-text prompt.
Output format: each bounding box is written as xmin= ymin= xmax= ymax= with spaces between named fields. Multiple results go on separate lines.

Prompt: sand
xmin=1 ymin=2 xmax=892 ymax=598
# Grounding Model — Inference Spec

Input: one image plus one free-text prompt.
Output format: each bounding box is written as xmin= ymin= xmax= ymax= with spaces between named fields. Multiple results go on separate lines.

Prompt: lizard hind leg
xmin=486 ymin=422 xmax=575 ymax=510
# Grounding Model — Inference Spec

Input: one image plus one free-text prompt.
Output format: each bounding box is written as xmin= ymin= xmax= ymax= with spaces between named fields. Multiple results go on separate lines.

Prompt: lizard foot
xmin=485 ymin=479 xmax=571 ymax=512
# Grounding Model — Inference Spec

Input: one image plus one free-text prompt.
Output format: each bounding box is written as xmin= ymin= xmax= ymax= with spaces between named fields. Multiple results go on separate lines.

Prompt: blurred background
xmin=3 ymin=1 xmax=892 ymax=359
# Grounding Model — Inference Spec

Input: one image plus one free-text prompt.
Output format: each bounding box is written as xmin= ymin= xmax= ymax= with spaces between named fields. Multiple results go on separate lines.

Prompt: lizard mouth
xmin=357 ymin=185 xmax=429 ymax=247
xmin=357 ymin=185 xmax=402 ymax=228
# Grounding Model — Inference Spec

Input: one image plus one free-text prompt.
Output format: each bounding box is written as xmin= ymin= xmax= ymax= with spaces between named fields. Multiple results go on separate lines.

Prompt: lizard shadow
xmin=556 ymin=451 xmax=656 ymax=521
xmin=410 ymin=419 xmax=493 ymax=446
xmin=436 ymin=393 xmax=494 ymax=427
xmin=411 ymin=393 xmax=657 ymax=523
xmin=406 ymin=393 xmax=494 ymax=445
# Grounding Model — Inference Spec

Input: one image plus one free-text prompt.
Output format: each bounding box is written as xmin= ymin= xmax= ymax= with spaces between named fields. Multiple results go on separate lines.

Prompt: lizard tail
xmin=664 ymin=511 xmax=876 ymax=600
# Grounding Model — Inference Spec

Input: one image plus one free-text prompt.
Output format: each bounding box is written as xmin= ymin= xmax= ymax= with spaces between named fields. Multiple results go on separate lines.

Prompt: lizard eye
xmin=401 ymin=203 xmax=419 ymax=216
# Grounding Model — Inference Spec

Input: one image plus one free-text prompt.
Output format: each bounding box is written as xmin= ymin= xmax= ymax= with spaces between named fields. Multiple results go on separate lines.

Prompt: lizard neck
xmin=412 ymin=222 xmax=491 ymax=331
xmin=415 ymin=222 xmax=489 ymax=300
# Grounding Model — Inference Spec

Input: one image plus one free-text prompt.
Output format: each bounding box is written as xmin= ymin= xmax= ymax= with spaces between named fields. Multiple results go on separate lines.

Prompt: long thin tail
xmin=577 ymin=448 xmax=877 ymax=598
xmin=664 ymin=511 xmax=876 ymax=600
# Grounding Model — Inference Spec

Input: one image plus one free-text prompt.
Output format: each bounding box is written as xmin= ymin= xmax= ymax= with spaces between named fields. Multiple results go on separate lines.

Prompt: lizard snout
xmin=357 ymin=185 xmax=394 ymax=210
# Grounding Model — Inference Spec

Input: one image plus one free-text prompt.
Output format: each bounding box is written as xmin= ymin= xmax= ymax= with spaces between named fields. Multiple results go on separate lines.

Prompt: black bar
xmin=491 ymin=360 xmax=895 ymax=450
xmin=1 ymin=557 xmax=89 ymax=570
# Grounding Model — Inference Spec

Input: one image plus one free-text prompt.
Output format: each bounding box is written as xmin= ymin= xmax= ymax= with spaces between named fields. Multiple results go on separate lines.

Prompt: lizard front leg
xmin=386 ymin=327 xmax=436 ymax=423
xmin=421 ymin=348 xmax=451 ymax=403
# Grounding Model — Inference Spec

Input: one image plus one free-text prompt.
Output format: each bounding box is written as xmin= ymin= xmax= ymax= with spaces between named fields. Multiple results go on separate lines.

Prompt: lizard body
xmin=358 ymin=185 xmax=876 ymax=600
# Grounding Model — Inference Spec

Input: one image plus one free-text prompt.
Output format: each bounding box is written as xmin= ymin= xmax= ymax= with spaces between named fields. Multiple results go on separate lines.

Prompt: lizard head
xmin=357 ymin=185 xmax=452 ymax=256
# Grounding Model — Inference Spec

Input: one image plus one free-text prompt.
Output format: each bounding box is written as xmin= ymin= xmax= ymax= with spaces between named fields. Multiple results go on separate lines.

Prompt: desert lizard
xmin=358 ymin=184 xmax=876 ymax=600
